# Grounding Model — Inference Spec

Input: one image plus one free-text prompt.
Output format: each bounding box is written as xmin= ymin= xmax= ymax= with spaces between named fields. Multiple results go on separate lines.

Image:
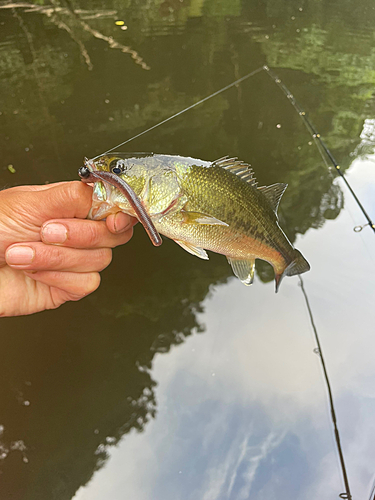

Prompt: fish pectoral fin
xmin=227 ymin=258 xmax=255 ymax=286
xmin=139 ymin=177 xmax=152 ymax=206
xmin=181 ymin=211 xmax=228 ymax=226
xmin=174 ymin=240 xmax=209 ymax=260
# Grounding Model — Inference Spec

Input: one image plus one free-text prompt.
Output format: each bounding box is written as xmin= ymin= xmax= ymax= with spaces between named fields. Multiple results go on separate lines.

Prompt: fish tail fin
xmin=275 ymin=249 xmax=310 ymax=293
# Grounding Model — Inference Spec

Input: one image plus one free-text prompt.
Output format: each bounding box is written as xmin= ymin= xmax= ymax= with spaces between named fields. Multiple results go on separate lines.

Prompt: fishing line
xmin=298 ymin=275 xmax=352 ymax=500
xmin=92 ymin=66 xmax=264 ymax=159
xmin=281 ymin=202 xmax=353 ymax=499
xmin=90 ymin=62 xmax=366 ymax=497
xmin=263 ymin=65 xmax=375 ymax=235
xmin=95 ymin=64 xmax=374 ymax=237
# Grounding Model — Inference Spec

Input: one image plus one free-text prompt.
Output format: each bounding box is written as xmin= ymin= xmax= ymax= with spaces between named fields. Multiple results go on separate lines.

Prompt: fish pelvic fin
xmin=227 ymin=257 xmax=255 ymax=286
xmin=275 ymin=249 xmax=310 ymax=293
xmin=174 ymin=240 xmax=209 ymax=260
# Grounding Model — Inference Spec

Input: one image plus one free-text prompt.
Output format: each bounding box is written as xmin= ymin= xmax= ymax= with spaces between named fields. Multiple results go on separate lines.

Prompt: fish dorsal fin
xmin=258 ymin=183 xmax=288 ymax=214
xmin=227 ymin=257 xmax=255 ymax=286
xmin=213 ymin=156 xmax=258 ymax=188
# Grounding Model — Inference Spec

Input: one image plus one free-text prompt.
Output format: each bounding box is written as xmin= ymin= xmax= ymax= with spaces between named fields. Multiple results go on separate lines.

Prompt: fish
xmin=81 ymin=153 xmax=310 ymax=291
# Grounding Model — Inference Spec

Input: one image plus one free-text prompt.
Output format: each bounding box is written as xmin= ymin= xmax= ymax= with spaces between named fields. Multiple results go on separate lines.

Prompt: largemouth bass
xmin=82 ymin=153 xmax=310 ymax=291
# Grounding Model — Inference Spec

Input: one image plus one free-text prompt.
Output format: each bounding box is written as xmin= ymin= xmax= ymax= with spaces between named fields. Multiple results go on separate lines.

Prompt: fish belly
xmin=156 ymin=214 xmax=286 ymax=270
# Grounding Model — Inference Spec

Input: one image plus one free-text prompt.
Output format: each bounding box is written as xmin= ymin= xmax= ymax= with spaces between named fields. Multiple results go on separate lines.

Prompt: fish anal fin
xmin=213 ymin=156 xmax=258 ymax=188
xmin=181 ymin=211 xmax=228 ymax=226
xmin=174 ymin=240 xmax=209 ymax=260
xmin=258 ymin=183 xmax=288 ymax=214
xmin=227 ymin=257 xmax=255 ymax=286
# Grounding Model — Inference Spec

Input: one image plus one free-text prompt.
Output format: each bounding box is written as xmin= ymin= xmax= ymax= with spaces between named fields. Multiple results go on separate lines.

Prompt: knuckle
xmin=67 ymin=181 xmax=87 ymax=202
xmin=61 ymin=181 xmax=92 ymax=218
xmin=84 ymin=223 xmax=101 ymax=247
xmin=37 ymin=245 xmax=65 ymax=269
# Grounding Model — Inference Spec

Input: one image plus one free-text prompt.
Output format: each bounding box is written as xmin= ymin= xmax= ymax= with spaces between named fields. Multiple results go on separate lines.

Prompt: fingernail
xmin=6 ymin=246 xmax=35 ymax=265
xmin=113 ymin=212 xmax=129 ymax=233
xmin=42 ymin=223 xmax=68 ymax=244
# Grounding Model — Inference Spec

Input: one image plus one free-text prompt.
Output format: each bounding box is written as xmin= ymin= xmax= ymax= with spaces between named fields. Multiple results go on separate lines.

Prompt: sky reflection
xmin=74 ymin=159 xmax=375 ymax=499
xmin=2 ymin=1 xmax=375 ymax=497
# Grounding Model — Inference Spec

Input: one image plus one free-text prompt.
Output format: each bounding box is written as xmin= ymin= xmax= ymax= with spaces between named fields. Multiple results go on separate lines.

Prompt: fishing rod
xmin=265 ymin=67 xmax=359 ymax=500
xmin=298 ymin=276 xmax=352 ymax=500
xmin=91 ymin=65 xmax=362 ymax=498
xmin=263 ymin=65 xmax=375 ymax=235
xmin=368 ymin=477 xmax=375 ymax=500
xmin=95 ymin=65 xmax=374 ymax=236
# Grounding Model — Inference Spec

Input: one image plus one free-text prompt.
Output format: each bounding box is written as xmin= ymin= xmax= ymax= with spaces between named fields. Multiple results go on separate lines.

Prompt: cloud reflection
xmin=74 ymin=156 xmax=375 ymax=500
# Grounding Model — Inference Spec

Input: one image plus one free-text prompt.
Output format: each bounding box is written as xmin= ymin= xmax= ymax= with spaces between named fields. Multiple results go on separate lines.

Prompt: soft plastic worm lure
xmin=78 ymin=165 xmax=163 ymax=247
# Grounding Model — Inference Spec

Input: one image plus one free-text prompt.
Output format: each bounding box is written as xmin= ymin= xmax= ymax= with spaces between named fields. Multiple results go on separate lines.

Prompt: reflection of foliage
xmin=0 ymin=305 xmax=158 ymax=500
xmin=94 ymin=78 xmax=229 ymax=139
xmin=203 ymin=0 xmax=241 ymax=17
xmin=1 ymin=0 xmax=375 ymax=497
xmin=253 ymin=18 xmax=375 ymax=154
xmin=0 ymin=231 xmax=231 ymax=500
xmin=353 ymin=118 xmax=375 ymax=158
xmin=0 ymin=0 xmax=372 ymax=264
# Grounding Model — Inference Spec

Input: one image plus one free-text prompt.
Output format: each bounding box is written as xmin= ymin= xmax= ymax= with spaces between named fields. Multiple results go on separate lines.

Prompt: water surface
xmin=1 ymin=1 xmax=375 ymax=499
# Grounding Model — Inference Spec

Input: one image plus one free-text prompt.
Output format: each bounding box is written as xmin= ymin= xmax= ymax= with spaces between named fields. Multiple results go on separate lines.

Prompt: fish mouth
xmin=80 ymin=158 xmax=162 ymax=246
xmin=83 ymin=158 xmax=119 ymax=220
xmin=89 ymin=185 xmax=118 ymax=220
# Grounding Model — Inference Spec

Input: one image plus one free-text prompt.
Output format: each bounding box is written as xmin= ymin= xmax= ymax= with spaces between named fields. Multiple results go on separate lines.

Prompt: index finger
xmin=41 ymin=217 xmax=135 ymax=249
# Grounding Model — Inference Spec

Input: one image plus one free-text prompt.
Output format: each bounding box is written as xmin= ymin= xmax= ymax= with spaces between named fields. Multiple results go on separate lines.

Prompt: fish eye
xmin=110 ymin=160 xmax=125 ymax=175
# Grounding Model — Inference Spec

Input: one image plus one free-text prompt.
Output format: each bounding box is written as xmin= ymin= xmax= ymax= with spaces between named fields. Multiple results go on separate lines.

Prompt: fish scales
xmin=176 ymin=162 xmax=282 ymax=248
xmin=161 ymin=167 xmax=278 ymax=259
xmin=85 ymin=154 xmax=310 ymax=291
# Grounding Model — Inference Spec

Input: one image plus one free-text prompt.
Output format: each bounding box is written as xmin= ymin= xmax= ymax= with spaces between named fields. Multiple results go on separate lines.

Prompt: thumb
xmin=4 ymin=181 xmax=94 ymax=227
xmin=30 ymin=181 xmax=94 ymax=221
xmin=0 ymin=182 xmax=94 ymax=253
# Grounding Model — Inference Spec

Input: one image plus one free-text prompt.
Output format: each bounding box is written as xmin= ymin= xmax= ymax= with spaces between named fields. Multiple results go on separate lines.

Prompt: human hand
xmin=0 ymin=181 xmax=136 ymax=317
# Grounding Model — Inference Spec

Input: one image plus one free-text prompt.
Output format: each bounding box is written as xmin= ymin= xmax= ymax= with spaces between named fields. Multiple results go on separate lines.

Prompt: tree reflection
xmin=0 ymin=229 xmax=230 ymax=499
xmin=0 ymin=0 xmax=375 ymax=498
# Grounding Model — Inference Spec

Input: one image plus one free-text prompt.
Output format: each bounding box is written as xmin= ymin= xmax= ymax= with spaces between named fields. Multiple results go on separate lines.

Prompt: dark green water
xmin=1 ymin=1 xmax=375 ymax=499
